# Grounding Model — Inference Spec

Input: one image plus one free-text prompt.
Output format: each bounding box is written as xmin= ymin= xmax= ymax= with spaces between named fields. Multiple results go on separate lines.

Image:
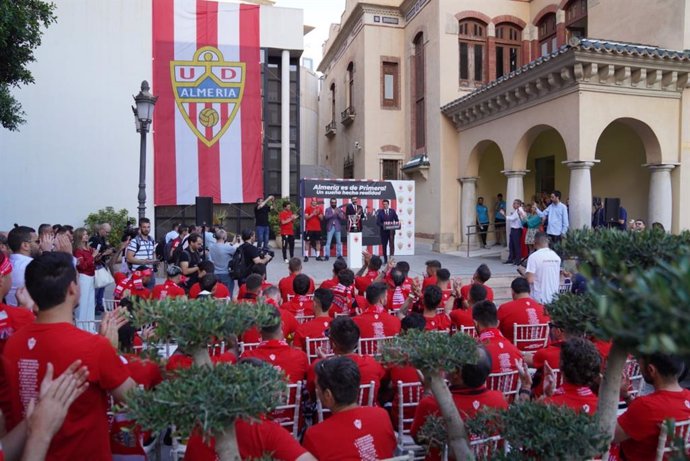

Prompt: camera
xmin=260 ymin=249 xmax=275 ymax=261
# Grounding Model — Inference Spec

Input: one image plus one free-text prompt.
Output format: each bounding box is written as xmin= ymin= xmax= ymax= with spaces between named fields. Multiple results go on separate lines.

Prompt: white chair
xmin=381 ymin=451 xmax=415 ymax=461
xmin=286 ymin=293 xmax=314 ymax=302
xmin=295 ymin=314 xmax=315 ymax=324
xmin=625 ymin=357 xmax=644 ymax=398
xmin=358 ymin=336 xmax=396 ymax=357
xmin=305 ymin=337 xmax=333 ymax=364
xmin=396 ymin=381 xmax=425 ymax=447
xmin=558 ymin=282 xmax=572 ymax=294
xmin=512 ymin=323 xmax=550 ymax=351
xmin=237 ymin=341 xmax=260 ymax=354
xmin=460 ymin=325 xmax=477 ymax=338
xmin=655 ymin=418 xmax=690 ymax=461
xmin=75 ymin=320 xmax=101 ymax=333
xmin=317 ymin=381 xmax=375 ymax=422
xmin=486 ymin=370 xmax=520 ymax=403
xmin=103 ymin=298 xmax=119 ymax=312
xmin=208 ymin=340 xmax=226 ymax=357
xmin=271 ymin=381 xmax=303 ymax=439
xmin=470 ymin=435 xmax=504 ymax=459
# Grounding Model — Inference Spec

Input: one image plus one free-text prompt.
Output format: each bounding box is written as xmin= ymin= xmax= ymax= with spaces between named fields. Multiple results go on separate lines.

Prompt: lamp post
xmin=132 ymin=80 xmax=158 ymax=221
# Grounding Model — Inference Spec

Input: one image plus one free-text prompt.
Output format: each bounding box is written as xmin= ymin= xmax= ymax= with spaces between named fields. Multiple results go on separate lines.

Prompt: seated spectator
xmin=0 ymin=252 xmax=35 ymax=357
xmin=355 ymin=253 xmax=383 ymax=295
xmin=302 ymin=356 xmax=396 ymax=460
xmin=497 ymin=277 xmax=549 ymax=349
xmin=320 ymin=259 xmax=348 ymax=290
xmin=401 ymin=285 xmax=452 ymax=332
xmin=450 ymin=284 xmax=487 ymax=331
xmin=242 ymin=285 xmax=298 ymax=344
xmin=151 ymin=265 xmax=186 ymax=300
xmin=280 ymin=274 xmax=315 ymax=317
xmin=543 ymin=337 xmax=600 ymax=415
xmin=473 ymin=300 xmax=521 ymax=374
xmin=193 ymin=273 xmax=231 ymax=300
xmin=236 ymin=263 xmax=272 ymax=299
xmin=410 ymin=345 xmax=508 ymax=460
xmin=294 ymin=288 xmax=334 ymax=352
xmin=306 ymin=317 xmax=386 ymax=398
xmin=166 ymin=344 xmax=236 ymax=374
xmin=387 ymin=313 xmax=426 ymax=427
xmin=386 ymin=268 xmax=408 ymax=313
xmin=330 ymin=269 xmax=356 ymax=317
xmin=278 ymin=257 xmax=315 ymax=301
xmin=354 ymin=283 xmax=401 ymax=339
xmin=435 ymin=268 xmax=455 ymax=306
xmin=113 ymin=266 xmax=152 ymax=301
xmin=241 ymin=307 xmax=308 ymax=383
xmin=615 ymin=352 xmax=690 ymax=461
xmin=188 ymin=261 xmax=226 ymax=298
xmin=382 ymin=261 xmax=413 ymax=297
xmin=1 ymin=252 xmax=136 ymax=459
xmin=422 ymin=260 xmax=442 ymax=290
xmin=460 ymin=264 xmax=495 ymax=307
xmin=237 ymin=274 xmax=264 ymax=303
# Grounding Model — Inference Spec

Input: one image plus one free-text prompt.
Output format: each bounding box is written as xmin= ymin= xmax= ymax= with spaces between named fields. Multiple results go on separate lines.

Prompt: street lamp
xmin=132 ymin=80 xmax=158 ymax=221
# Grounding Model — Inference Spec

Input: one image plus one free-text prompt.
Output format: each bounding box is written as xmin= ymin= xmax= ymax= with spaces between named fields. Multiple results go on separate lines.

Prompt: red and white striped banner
xmin=153 ymin=0 xmax=263 ymax=205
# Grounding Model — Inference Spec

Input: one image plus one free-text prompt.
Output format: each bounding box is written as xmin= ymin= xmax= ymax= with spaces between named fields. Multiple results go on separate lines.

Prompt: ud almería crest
xmin=171 ymin=46 xmax=245 ymax=147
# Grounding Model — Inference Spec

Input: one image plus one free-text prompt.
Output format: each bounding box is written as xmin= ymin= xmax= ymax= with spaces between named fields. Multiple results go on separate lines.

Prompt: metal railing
xmin=464 ymin=223 xmax=503 ymax=257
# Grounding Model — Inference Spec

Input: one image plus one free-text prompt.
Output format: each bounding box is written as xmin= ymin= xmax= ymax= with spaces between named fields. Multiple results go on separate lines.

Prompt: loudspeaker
xmin=195 ymin=196 xmax=213 ymax=226
xmin=604 ymin=198 xmax=620 ymax=224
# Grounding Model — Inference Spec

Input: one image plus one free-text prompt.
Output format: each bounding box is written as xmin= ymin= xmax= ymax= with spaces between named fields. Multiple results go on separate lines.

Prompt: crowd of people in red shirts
xmin=0 ymin=221 xmax=689 ymax=461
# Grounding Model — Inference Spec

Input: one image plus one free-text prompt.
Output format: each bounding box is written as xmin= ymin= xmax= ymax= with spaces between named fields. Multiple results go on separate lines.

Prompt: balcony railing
xmin=325 ymin=120 xmax=337 ymax=138
xmin=341 ymin=106 xmax=356 ymax=125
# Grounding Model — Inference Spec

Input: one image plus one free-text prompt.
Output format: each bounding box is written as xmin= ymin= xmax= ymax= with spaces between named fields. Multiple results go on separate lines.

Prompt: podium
xmin=347 ymin=232 xmax=363 ymax=269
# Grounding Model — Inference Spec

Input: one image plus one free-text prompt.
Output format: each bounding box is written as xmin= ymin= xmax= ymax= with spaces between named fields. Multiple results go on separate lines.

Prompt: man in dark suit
xmin=345 ymin=196 xmax=365 ymax=232
xmin=376 ymin=199 xmax=399 ymax=263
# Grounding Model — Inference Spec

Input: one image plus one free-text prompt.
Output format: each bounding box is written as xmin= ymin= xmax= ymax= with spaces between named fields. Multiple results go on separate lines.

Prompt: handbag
xmin=94 ymin=266 xmax=115 ymax=288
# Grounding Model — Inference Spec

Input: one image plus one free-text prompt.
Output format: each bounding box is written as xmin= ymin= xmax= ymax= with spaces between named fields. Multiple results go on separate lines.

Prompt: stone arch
xmin=595 ymin=117 xmax=662 ymax=165
xmin=455 ymin=10 xmax=492 ymax=26
xmin=492 ymin=15 xmax=527 ymax=29
xmin=466 ymin=139 xmax=506 ymax=177
xmin=511 ymin=124 xmax=567 ymax=171
xmin=533 ymin=4 xmax=559 ymax=26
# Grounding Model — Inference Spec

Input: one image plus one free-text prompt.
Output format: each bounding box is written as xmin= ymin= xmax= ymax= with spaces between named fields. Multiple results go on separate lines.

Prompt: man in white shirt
xmin=505 ymin=199 xmax=526 ymax=265
xmin=541 ymin=190 xmax=569 ymax=245
xmin=6 ymin=226 xmax=41 ymax=306
xmin=165 ymin=224 xmax=180 ymax=244
xmin=524 ymin=232 xmax=561 ymax=304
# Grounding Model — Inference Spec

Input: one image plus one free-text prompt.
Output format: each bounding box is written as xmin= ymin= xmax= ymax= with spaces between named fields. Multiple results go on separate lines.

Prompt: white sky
xmin=274 ymin=0 xmax=346 ymax=69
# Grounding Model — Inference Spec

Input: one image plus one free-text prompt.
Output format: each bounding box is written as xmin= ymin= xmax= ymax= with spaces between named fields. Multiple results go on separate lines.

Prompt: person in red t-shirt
xmin=306 ymin=316 xmax=386 ymax=399
xmin=422 ymin=260 xmax=441 ymax=290
xmin=0 ymin=252 xmax=35 ymax=356
xmin=236 ymin=263 xmax=273 ymax=299
xmin=152 ymin=265 xmax=187 ymax=300
xmin=473 ymin=300 xmax=521 ymax=374
xmin=459 ymin=264 xmax=495 ymax=307
xmin=400 ymin=285 xmax=453 ymax=332
xmin=450 ymin=283 xmax=487 ymax=333
xmin=330 ymin=269 xmax=356 ymax=317
xmin=280 ymin=274 xmax=315 ymax=317
xmin=113 ymin=267 xmax=152 ymax=301
xmin=279 ymin=202 xmax=299 ymax=262
xmin=278 ymin=258 xmax=315 ymax=301
xmin=191 ymin=273 xmax=231 ymax=300
xmin=386 ymin=268 xmax=409 ymax=313
xmin=320 ymin=259 xmax=348 ymax=290
xmin=241 ymin=307 xmax=308 ymax=383
xmin=615 ymin=352 xmax=690 ymax=461
xmin=294 ymin=288 xmax=333 ymax=352
xmin=497 ymin=277 xmax=549 ymax=349
xmin=242 ymin=285 xmax=299 ymax=344
xmin=354 ymin=283 xmax=401 ymax=339
xmin=354 ymin=253 xmax=383 ymax=295
xmin=410 ymin=345 xmax=508 ymax=461
xmin=1 ymin=252 xmax=136 ymax=461
xmin=303 ymin=356 xmax=396 ymax=460
xmin=304 ymin=198 xmax=324 ymax=262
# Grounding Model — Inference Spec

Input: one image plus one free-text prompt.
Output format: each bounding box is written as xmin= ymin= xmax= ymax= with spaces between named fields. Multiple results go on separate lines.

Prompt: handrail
xmin=465 ymin=223 xmax=500 ymax=257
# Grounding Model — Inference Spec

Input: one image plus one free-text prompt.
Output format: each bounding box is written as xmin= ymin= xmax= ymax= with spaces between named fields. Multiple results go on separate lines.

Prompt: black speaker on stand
xmin=195 ymin=196 xmax=213 ymax=260
xmin=604 ymin=198 xmax=620 ymax=227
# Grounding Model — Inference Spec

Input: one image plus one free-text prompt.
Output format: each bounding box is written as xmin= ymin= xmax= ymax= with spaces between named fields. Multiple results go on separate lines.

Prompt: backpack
xmin=228 ymin=243 xmax=251 ymax=280
xmin=155 ymin=236 xmax=167 ymax=261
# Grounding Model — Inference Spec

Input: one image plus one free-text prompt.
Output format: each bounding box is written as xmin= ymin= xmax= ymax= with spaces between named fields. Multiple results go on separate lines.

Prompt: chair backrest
xmin=208 ymin=341 xmax=226 ymax=357
xmin=287 ymin=293 xmax=314 ymax=302
xmin=295 ymin=314 xmax=315 ymax=324
xmin=270 ymin=381 xmax=303 ymax=439
xmin=558 ymin=282 xmax=572 ymax=294
xmin=470 ymin=435 xmax=504 ymax=459
xmin=550 ymin=367 xmax=564 ymax=391
xmin=317 ymin=381 xmax=376 ymax=422
xmin=512 ymin=323 xmax=550 ymax=351
xmin=237 ymin=341 xmax=260 ymax=354
xmin=358 ymin=336 xmax=396 ymax=357
xmin=380 ymin=451 xmax=415 ymax=461
xmin=460 ymin=325 xmax=477 ymax=338
xmin=486 ymin=370 xmax=520 ymax=403
xmin=103 ymin=298 xmax=119 ymax=312
xmin=624 ymin=357 xmax=644 ymax=398
xmin=75 ymin=320 xmax=101 ymax=333
xmin=396 ymin=381 xmax=425 ymax=439
xmin=334 ymin=312 xmax=350 ymax=318
xmin=306 ymin=337 xmax=334 ymax=364
xmin=656 ymin=418 xmax=690 ymax=461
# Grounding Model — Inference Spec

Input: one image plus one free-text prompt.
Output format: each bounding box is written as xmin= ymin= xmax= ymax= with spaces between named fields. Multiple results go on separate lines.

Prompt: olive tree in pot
xmin=125 ymin=297 xmax=284 ymax=461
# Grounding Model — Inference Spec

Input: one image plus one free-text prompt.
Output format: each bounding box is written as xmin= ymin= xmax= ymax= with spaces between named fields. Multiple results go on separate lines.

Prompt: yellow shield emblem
xmin=170 ymin=46 xmax=245 ymax=147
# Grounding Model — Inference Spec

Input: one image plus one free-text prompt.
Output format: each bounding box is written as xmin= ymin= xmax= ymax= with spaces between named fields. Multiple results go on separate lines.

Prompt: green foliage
xmin=84 ymin=207 xmax=134 ymax=247
xmin=133 ymin=298 xmax=278 ymax=350
xmin=466 ymin=402 xmax=610 ymax=460
xmin=416 ymin=414 xmax=447 ymax=452
xmin=545 ymin=292 xmax=599 ymax=336
xmin=0 ymin=0 xmax=56 ymax=130
xmin=268 ymin=197 xmax=301 ymax=238
xmin=380 ymin=330 xmax=478 ymax=374
xmin=126 ymin=362 xmax=285 ymax=438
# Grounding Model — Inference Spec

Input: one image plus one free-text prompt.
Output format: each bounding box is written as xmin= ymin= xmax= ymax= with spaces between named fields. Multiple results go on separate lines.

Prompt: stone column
xmin=646 ymin=163 xmax=677 ymax=230
xmin=503 ymin=170 xmax=528 ymax=246
xmin=564 ymin=160 xmax=598 ymax=230
xmin=460 ymin=177 xmax=478 ymax=248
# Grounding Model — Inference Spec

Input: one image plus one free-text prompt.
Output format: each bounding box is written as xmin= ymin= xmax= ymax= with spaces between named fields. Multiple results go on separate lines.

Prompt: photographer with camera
xmin=231 ymin=229 xmax=274 ymax=286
